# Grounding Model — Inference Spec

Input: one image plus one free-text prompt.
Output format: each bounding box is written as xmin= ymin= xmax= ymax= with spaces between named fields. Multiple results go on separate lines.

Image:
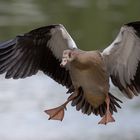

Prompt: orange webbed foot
xmin=98 ymin=111 xmax=115 ymax=125
xmin=44 ymin=105 xmax=66 ymax=121
xmin=98 ymin=94 xmax=115 ymax=125
xmin=44 ymin=91 xmax=78 ymax=121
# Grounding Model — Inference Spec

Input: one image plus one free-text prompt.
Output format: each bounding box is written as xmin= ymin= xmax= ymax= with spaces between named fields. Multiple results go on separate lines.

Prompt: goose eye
xmin=69 ymin=52 xmax=72 ymax=58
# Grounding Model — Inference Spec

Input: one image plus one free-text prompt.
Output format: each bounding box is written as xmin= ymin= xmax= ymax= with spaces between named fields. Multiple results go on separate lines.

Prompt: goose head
xmin=60 ymin=49 xmax=77 ymax=67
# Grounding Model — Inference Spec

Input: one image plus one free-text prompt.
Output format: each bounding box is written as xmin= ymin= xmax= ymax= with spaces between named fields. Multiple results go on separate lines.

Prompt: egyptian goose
xmin=0 ymin=21 xmax=140 ymax=125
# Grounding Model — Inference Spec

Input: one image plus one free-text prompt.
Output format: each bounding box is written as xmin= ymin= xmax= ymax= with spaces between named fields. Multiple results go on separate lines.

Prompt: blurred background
xmin=0 ymin=0 xmax=140 ymax=140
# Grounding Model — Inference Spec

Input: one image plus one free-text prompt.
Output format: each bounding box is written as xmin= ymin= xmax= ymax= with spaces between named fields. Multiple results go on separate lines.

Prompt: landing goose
xmin=0 ymin=21 xmax=140 ymax=125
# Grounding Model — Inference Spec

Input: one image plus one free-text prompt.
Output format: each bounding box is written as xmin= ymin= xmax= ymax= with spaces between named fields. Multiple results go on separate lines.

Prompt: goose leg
xmin=98 ymin=95 xmax=115 ymax=125
xmin=44 ymin=92 xmax=78 ymax=121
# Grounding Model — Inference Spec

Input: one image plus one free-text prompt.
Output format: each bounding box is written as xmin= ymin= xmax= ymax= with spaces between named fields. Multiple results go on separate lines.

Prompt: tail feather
xmin=86 ymin=105 xmax=92 ymax=115
xmin=71 ymin=87 xmax=122 ymax=117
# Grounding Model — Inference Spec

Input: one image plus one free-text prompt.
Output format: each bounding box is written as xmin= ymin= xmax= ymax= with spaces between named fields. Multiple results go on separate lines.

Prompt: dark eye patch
xmin=69 ymin=52 xmax=72 ymax=58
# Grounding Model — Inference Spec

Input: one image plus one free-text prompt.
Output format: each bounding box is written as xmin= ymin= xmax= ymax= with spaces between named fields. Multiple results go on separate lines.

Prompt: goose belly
xmin=70 ymin=68 xmax=108 ymax=108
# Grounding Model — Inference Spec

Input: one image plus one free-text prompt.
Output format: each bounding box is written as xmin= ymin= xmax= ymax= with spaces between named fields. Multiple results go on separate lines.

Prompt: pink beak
xmin=60 ymin=59 xmax=67 ymax=67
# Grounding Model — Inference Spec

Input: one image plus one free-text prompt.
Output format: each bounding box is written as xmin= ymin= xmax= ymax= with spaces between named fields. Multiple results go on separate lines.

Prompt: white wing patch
xmin=102 ymin=25 xmax=140 ymax=98
xmin=47 ymin=24 xmax=77 ymax=60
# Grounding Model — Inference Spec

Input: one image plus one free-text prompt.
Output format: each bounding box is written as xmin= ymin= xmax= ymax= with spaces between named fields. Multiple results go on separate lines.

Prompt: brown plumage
xmin=1 ymin=21 xmax=140 ymax=125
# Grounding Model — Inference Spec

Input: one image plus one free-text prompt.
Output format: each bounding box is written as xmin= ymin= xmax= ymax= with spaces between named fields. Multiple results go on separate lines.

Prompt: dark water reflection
xmin=0 ymin=0 xmax=140 ymax=140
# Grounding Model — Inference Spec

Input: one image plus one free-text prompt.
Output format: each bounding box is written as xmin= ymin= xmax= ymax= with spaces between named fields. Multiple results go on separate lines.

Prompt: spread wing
xmin=0 ymin=24 xmax=77 ymax=90
xmin=102 ymin=21 xmax=140 ymax=99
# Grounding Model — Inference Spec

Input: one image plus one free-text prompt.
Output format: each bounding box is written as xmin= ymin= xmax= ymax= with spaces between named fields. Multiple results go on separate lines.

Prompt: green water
xmin=0 ymin=0 xmax=140 ymax=50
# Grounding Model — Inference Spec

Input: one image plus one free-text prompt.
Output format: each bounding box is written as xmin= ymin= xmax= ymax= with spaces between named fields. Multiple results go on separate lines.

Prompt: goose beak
xmin=60 ymin=58 xmax=67 ymax=67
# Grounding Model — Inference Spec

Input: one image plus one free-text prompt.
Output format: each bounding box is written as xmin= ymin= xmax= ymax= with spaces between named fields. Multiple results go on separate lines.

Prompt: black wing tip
xmin=125 ymin=21 xmax=140 ymax=37
xmin=125 ymin=21 xmax=140 ymax=27
xmin=0 ymin=38 xmax=16 ymax=49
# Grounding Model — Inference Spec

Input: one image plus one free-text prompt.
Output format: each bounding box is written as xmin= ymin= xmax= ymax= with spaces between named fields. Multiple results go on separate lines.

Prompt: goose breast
xmin=69 ymin=50 xmax=109 ymax=107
